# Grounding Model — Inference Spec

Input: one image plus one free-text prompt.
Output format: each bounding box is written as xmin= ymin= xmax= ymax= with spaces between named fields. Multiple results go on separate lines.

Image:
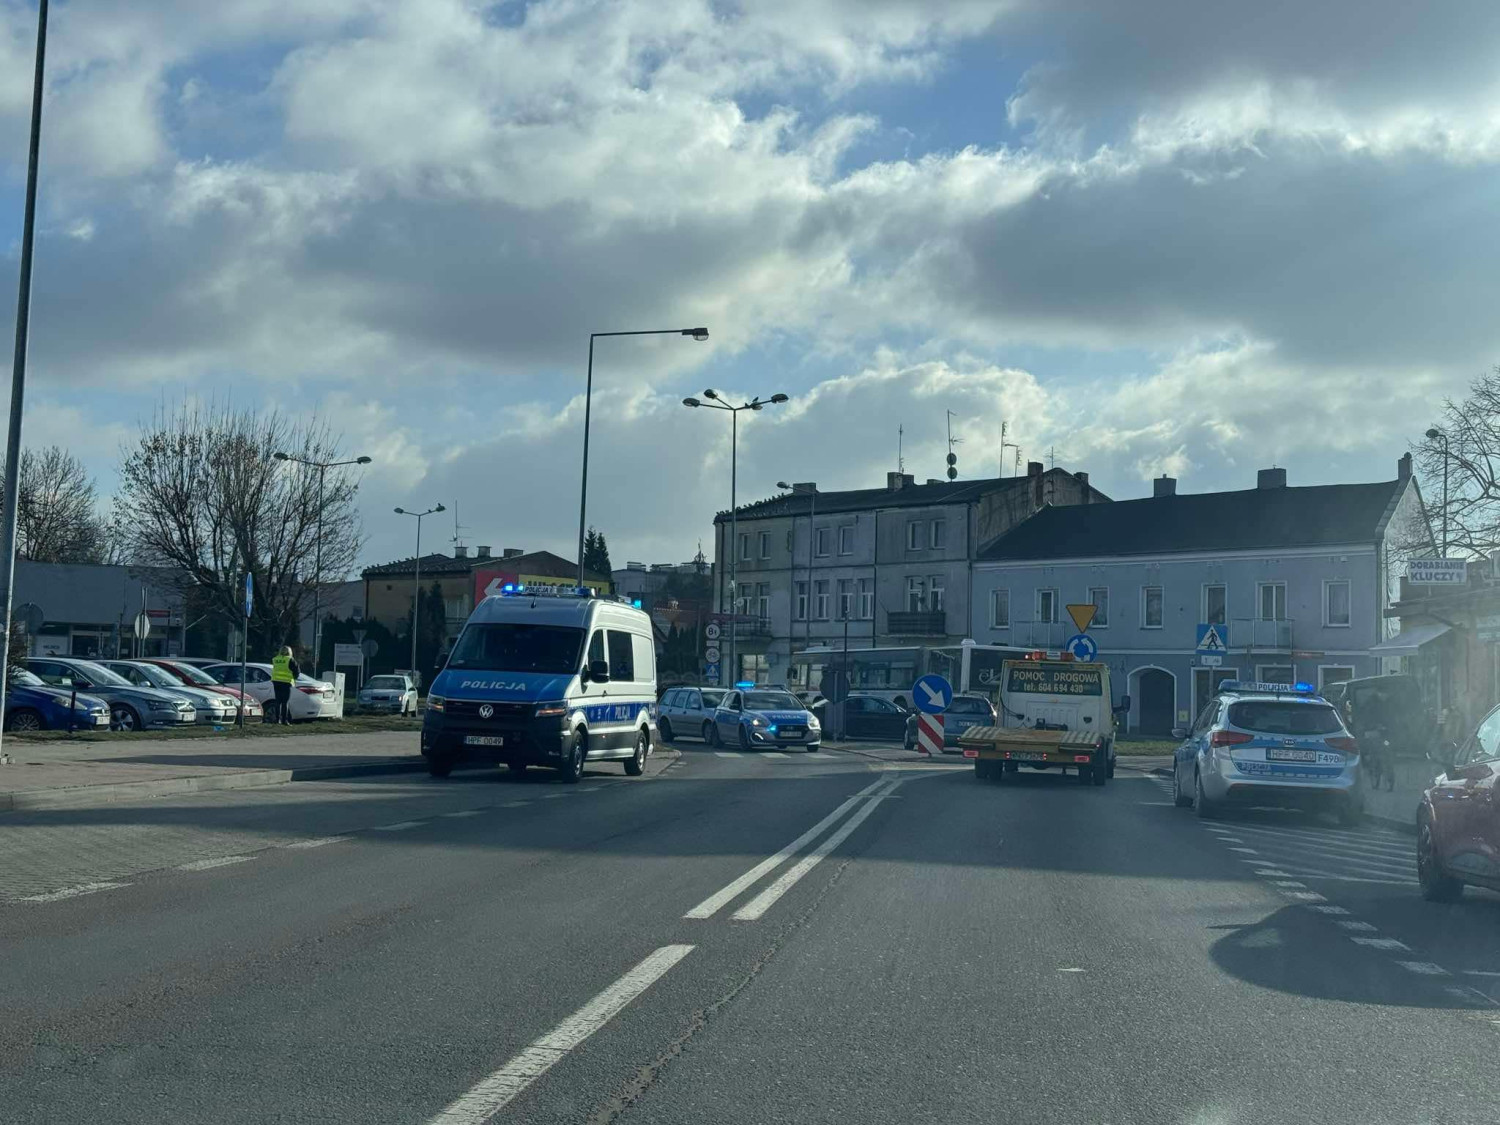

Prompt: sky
xmin=2 ymin=0 xmax=1497 ymax=571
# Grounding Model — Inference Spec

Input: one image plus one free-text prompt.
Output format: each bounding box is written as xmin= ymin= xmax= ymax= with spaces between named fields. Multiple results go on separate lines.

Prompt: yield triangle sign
xmin=1066 ymin=603 xmax=1097 ymax=633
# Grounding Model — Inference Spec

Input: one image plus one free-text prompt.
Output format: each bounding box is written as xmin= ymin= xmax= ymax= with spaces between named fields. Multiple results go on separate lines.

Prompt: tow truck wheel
xmin=974 ymin=760 xmax=990 ymax=782
xmin=1076 ymin=764 xmax=1090 ymax=785
xmin=1092 ymin=759 xmax=1108 ymax=786
xmin=994 ymin=761 xmax=1010 ymax=785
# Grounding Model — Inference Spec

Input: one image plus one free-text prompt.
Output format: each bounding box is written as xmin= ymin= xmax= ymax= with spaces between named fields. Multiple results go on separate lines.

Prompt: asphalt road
xmin=2 ymin=741 xmax=1496 ymax=1124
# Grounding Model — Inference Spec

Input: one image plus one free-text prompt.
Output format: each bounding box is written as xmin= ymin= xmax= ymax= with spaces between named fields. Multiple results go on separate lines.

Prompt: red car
xmin=1417 ymin=705 xmax=1500 ymax=901
xmin=140 ymin=658 xmax=264 ymax=720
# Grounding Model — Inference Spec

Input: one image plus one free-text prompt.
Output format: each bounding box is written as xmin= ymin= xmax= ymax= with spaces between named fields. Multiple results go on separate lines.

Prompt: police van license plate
xmin=1267 ymin=747 xmax=1316 ymax=762
xmin=465 ymin=735 xmax=505 ymax=747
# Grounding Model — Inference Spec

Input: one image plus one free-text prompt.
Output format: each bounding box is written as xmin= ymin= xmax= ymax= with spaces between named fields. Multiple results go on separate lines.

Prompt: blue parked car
xmin=4 ymin=667 xmax=110 ymax=732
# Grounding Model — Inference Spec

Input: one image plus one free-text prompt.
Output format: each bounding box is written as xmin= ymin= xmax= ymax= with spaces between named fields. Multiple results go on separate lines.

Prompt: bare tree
xmin=115 ymin=402 xmax=366 ymax=651
xmin=4 ymin=446 xmax=115 ymax=564
xmin=1413 ymin=366 xmax=1500 ymax=557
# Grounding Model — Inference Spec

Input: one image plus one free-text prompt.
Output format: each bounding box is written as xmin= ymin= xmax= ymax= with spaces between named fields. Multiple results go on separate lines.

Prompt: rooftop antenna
xmin=1001 ymin=422 xmax=1021 ymax=477
xmin=897 ymin=424 xmax=905 ymax=474
xmin=946 ymin=410 xmax=963 ymax=480
xmin=449 ymin=501 xmax=470 ymax=551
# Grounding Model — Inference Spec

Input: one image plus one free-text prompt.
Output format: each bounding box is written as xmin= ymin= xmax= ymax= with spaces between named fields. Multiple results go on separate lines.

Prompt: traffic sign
xmin=1064 ymin=632 xmax=1097 ymax=662
xmin=333 ymin=643 xmax=363 ymax=667
xmin=1195 ymin=623 xmax=1229 ymax=657
xmin=360 ymin=638 xmax=380 ymax=659
xmin=704 ymin=622 xmax=721 ymax=642
xmin=1065 ymin=603 xmax=1097 ymax=633
xmin=704 ymin=645 xmax=721 ymax=664
xmin=823 ymin=669 xmax=851 ymax=704
xmin=703 ymin=661 xmax=721 ymax=684
xmin=15 ymin=602 xmax=43 ymax=633
xmin=243 ymin=573 xmax=254 ymax=618
xmin=915 ymin=712 xmax=944 ymax=756
xmin=133 ymin=613 xmax=152 ymax=640
xmin=912 ymin=673 xmax=953 ymax=714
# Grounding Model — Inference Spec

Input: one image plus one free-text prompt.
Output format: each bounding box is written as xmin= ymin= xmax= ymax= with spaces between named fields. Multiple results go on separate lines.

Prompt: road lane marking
xmin=684 ymin=777 xmax=894 ymax=920
xmin=441 ymin=810 xmax=483 ymax=818
xmin=176 ymin=855 xmax=254 ymax=871
xmin=1335 ymin=920 xmax=1378 ymax=932
xmin=1271 ymin=880 xmax=1307 ymax=888
xmin=1228 ymin=847 xmax=1259 ymax=854
xmin=372 ymin=821 xmax=424 ymax=832
xmin=1397 ymin=961 xmax=1449 ymax=976
xmin=500 ymin=800 xmax=530 ymax=808
xmin=284 ymin=836 xmax=351 ymax=849
xmin=426 ymin=944 xmax=694 ymax=1125
xmin=1284 ymin=891 xmax=1326 ymax=901
xmin=1307 ymin=904 xmax=1350 ymax=914
xmin=714 ymin=752 xmax=737 ymax=759
xmin=1352 ymin=936 xmax=1411 ymax=952
xmin=18 ymin=881 xmax=128 ymax=903
xmin=732 ymin=779 xmax=901 ymax=922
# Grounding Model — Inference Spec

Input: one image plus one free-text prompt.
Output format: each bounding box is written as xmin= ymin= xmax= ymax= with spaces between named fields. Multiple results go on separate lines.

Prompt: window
xmin=1257 ymin=664 xmax=1295 ymax=685
xmin=838 ymin=525 xmax=854 ymax=555
xmin=1319 ymin=665 xmax=1355 ymax=690
xmin=1142 ymin=586 xmax=1163 ymax=628
xmin=794 ymin=580 xmax=808 ymax=621
xmin=631 ymin=633 xmax=655 ymax=683
xmin=1228 ymin=701 xmax=1343 ymax=734
xmin=447 ymin=624 xmax=586 ymax=674
xmin=906 ymin=575 xmax=926 ymax=612
xmin=930 ymin=520 xmax=947 ymax=549
xmin=814 ymin=579 xmax=830 ymax=619
xmin=1469 ymin=707 xmax=1500 ymax=763
xmin=1204 ymin=584 xmax=1227 ymax=626
xmin=1088 ymin=586 xmax=1109 ymax=627
xmin=837 ymin=579 xmax=854 ymax=619
xmin=756 ymin=582 xmax=769 ymax=619
xmin=1325 ymin=579 xmax=1351 ymax=627
xmin=929 ymin=575 xmax=946 ymax=613
xmin=1258 ymin=582 xmax=1287 ymax=621
xmin=758 ymin=531 xmax=770 ymax=560
xmin=907 ymin=521 xmax=924 ymax=550
xmin=990 ymin=588 xmax=1010 ymax=628
xmin=858 ymin=578 xmax=874 ymax=620
xmin=1037 ymin=588 xmax=1058 ymax=624
xmin=814 ymin=527 xmax=831 ymax=557
xmin=738 ymin=533 xmax=750 ymax=561
xmin=605 ymin=630 xmax=635 ymax=681
xmin=443 ymin=596 xmax=468 ymax=621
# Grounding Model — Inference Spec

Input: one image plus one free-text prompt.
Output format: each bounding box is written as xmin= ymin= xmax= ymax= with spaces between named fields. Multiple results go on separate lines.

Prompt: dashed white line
xmin=176 ymin=855 xmax=254 ymax=871
xmin=284 ymin=835 xmax=351 ymax=849
xmin=425 ymin=944 xmax=694 ymax=1125
xmin=501 ymin=800 xmax=530 ymax=808
xmin=1307 ymin=904 xmax=1351 ymax=915
xmin=1335 ymin=920 xmax=1378 ymax=932
xmin=1352 ymin=936 xmax=1411 ymax=952
xmin=1271 ymin=880 xmax=1307 ymax=889
xmin=1396 ymin=961 xmax=1449 ymax=976
xmin=1284 ymin=891 xmax=1327 ymax=902
xmin=1228 ymin=847 xmax=1259 ymax=854
xmin=371 ymin=821 xmax=424 ymax=832
xmin=18 ymin=881 xmax=129 ymax=903
xmin=441 ymin=810 xmax=482 ymax=818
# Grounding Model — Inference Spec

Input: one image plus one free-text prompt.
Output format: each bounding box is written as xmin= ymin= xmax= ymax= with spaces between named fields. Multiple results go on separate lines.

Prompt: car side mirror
xmin=585 ymin=659 xmax=610 ymax=684
xmin=1428 ymin=740 xmax=1460 ymax=769
xmin=1171 ymin=726 xmax=1188 ymax=740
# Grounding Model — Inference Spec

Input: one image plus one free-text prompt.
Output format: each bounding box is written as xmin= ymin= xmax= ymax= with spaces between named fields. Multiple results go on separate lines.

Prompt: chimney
xmin=1257 ymin=467 xmax=1287 ymax=490
xmin=476 ymin=545 xmax=491 ymax=559
xmin=502 ymin=547 xmax=523 ymax=559
xmin=1153 ymin=475 xmax=1177 ymax=497
xmin=1075 ymin=471 xmax=1090 ymax=503
xmin=1028 ymin=460 xmax=1044 ymax=508
xmin=887 ymin=471 xmax=905 ymax=491
xmin=926 ymin=478 xmax=942 ymax=486
xmin=453 ymin=544 xmax=468 ymax=559
xmin=793 ymin=482 xmax=816 ymax=492
xmin=1398 ymin=452 xmax=1413 ymax=481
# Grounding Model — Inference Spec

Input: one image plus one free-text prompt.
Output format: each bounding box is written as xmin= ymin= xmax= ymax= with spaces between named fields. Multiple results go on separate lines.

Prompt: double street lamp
xmin=577 ymin=327 xmax=709 ymax=587
xmin=1426 ymin=427 xmax=1450 ymax=556
xmin=394 ymin=504 xmax=446 ymax=684
xmin=274 ymin=451 xmax=372 ymax=672
xmin=683 ymin=389 xmax=790 ymax=683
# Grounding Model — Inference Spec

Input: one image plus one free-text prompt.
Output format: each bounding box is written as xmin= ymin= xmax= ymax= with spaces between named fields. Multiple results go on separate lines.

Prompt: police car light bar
xmin=495 ymin=584 xmax=598 ymax=598
xmin=1218 ymin=680 xmax=1319 ymax=696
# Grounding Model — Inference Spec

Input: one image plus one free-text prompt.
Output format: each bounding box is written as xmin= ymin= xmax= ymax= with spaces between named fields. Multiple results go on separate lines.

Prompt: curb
xmin=0 ymin=757 xmax=428 ymax=813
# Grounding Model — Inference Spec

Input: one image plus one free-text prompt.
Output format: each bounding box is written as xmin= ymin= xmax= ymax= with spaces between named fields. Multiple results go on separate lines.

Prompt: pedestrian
xmin=271 ymin=645 xmax=300 ymax=725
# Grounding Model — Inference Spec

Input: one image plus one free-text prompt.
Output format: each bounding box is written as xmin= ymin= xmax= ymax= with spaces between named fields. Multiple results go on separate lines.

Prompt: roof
xmin=363 ymin=553 xmax=475 ymax=577
xmin=468 ymin=592 xmax=650 ymax=627
xmin=362 ymin=549 xmax=610 ymax=585
xmin=977 ymin=480 xmax=1410 ymax=562
xmin=718 ymin=470 xmax=1107 ymax=522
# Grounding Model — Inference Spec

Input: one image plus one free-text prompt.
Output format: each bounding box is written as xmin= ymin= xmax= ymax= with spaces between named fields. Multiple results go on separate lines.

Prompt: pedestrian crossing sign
xmin=1195 ymin=623 xmax=1229 ymax=656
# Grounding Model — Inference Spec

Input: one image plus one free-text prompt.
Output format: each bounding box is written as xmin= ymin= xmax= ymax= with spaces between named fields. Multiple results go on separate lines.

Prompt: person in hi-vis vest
xmin=270 ymin=646 xmax=301 ymax=725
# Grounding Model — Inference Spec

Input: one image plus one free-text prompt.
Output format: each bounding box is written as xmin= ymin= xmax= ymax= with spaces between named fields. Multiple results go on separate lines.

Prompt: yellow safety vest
xmin=271 ymin=653 xmax=295 ymax=683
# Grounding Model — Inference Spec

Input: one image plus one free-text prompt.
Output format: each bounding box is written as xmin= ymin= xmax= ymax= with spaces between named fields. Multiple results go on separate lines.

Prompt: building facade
xmin=969 ymin=460 xmax=1428 ymax=734
xmin=14 ymin=560 xmax=189 ymax=659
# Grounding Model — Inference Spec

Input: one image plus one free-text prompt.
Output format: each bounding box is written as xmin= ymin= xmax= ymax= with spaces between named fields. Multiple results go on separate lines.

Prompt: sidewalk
xmin=0 ymin=731 xmax=425 ymax=812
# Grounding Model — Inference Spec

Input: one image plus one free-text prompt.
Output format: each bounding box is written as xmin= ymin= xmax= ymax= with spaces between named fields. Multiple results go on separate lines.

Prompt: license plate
xmin=780 ymin=727 xmax=804 ymax=737
xmin=1009 ymin=752 xmax=1046 ymax=761
xmin=465 ymin=735 xmax=505 ymax=747
xmin=1267 ymin=747 xmax=1317 ymax=762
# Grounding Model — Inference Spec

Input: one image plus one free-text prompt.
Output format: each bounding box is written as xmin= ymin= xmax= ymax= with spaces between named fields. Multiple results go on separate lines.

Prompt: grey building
xmin=13 ymin=560 xmax=189 ymax=659
xmin=712 ymin=464 xmax=1109 ymax=685
xmin=969 ymin=459 xmax=1430 ymax=735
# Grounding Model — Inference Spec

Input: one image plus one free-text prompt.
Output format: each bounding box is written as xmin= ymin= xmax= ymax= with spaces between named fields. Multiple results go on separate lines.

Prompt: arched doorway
xmin=1133 ymin=667 xmax=1176 ymax=735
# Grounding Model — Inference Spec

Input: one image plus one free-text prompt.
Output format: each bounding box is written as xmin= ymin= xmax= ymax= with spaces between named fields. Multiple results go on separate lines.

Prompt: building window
xmin=1258 ymin=582 xmax=1287 ymax=621
xmin=858 ymin=578 xmax=874 ymax=620
xmin=794 ymin=581 xmax=808 ymax=621
xmin=838 ymin=525 xmax=854 ymax=555
xmin=758 ymin=531 xmax=770 ymax=560
xmin=837 ymin=579 xmax=854 ymax=619
xmin=1142 ymin=586 xmax=1163 ymax=628
xmin=1037 ymin=588 xmax=1059 ymax=624
xmin=907 ymin=521 xmax=924 ymax=550
xmin=990 ymin=588 xmax=1010 ymax=628
xmin=930 ymin=520 xmax=947 ymax=549
xmin=814 ymin=579 xmax=830 ymax=619
xmin=1258 ymin=664 xmax=1295 ymax=685
xmin=756 ymin=583 xmax=769 ymax=619
xmin=906 ymin=575 xmax=926 ymax=612
xmin=1204 ymin=584 xmax=1227 ymax=626
xmin=738 ymin=534 xmax=750 ymax=561
xmin=1088 ymin=586 xmax=1109 ymax=627
xmin=815 ymin=527 xmax=831 ymax=557
xmin=929 ymin=575 xmax=946 ymax=613
xmin=1325 ymin=579 xmax=1351 ymax=627
xmin=1319 ymin=665 xmax=1355 ymax=690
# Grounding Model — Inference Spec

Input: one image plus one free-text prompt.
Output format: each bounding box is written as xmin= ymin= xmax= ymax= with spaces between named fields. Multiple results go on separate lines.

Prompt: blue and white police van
xmin=422 ymin=585 xmax=657 ymax=782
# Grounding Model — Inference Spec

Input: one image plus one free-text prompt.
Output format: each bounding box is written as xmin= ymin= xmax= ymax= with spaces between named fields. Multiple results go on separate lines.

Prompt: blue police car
xmin=708 ymin=684 xmax=821 ymax=752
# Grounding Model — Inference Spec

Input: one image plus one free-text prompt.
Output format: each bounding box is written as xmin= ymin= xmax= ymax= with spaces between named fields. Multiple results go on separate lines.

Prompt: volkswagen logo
xmin=478 ymin=703 xmax=494 ymax=720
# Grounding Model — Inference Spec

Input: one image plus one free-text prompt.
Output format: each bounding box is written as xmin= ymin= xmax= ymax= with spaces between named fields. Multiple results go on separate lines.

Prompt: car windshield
xmin=164 ymin=662 xmax=219 ymax=687
xmin=447 ymin=624 xmax=585 ymax=675
xmin=8 ymin=668 xmax=43 ymax=687
xmin=745 ymin=692 xmax=801 ymax=710
xmin=700 ymin=690 xmax=726 ymax=709
xmin=1228 ymin=701 xmax=1345 ymax=735
xmin=70 ymin=661 xmax=132 ymax=687
xmin=948 ymin=697 xmax=993 ymax=715
xmin=365 ymin=676 xmax=407 ymax=690
xmin=119 ymin=663 xmax=177 ymax=688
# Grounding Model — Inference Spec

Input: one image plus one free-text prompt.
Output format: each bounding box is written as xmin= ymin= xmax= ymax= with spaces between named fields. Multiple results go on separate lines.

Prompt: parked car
xmin=657 ymin=685 xmax=728 ymax=742
xmin=837 ymin=693 xmax=912 ymax=741
xmin=903 ymin=693 xmax=998 ymax=751
xmin=357 ymin=674 xmax=418 ymax=715
xmin=174 ymin=656 xmax=232 ymax=669
xmin=202 ymin=662 xmax=343 ymax=720
xmin=1417 ymin=703 xmax=1500 ymax=901
xmin=139 ymin=658 xmax=264 ymax=720
xmin=101 ymin=660 xmax=239 ymax=725
xmin=24 ymin=657 xmax=198 ymax=731
xmin=4 ymin=667 xmax=110 ymax=732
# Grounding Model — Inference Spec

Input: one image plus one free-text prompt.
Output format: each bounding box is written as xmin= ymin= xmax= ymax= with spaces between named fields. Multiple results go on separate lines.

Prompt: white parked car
xmin=357 ymin=674 xmax=418 ymax=715
xmin=202 ymin=662 xmax=344 ymax=721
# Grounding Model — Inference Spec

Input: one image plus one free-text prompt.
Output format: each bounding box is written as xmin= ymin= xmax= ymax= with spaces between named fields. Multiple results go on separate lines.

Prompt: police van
xmin=422 ymin=585 xmax=657 ymax=782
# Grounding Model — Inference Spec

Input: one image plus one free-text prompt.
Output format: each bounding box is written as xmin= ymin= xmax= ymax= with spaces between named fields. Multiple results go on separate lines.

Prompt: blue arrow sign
xmin=1065 ymin=632 xmax=1098 ymax=662
xmin=243 ymin=573 xmax=254 ymax=619
xmin=912 ymin=673 xmax=954 ymax=714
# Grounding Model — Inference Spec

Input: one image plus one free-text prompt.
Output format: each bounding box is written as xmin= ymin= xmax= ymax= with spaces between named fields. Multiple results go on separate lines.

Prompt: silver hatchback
xmin=657 ymin=686 xmax=728 ymax=742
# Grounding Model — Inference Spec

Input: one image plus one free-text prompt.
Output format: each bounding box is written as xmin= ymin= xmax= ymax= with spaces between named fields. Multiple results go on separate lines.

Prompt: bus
xmin=789 ymin=640 xmax=1029 ymax=705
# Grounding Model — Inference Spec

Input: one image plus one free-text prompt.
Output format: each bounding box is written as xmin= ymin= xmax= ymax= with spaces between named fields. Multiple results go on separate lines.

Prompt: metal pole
xmin=0 ymin=0 xmax=50 ymax=759
xmin=1441 ymin=439 xmax=1449 ymax=556
xmin=806 ymin=488 xmax=815 ymax=661
xmin=577 ymin=334 xmax=595 ymax=588
xmin=239 ymin=580 xmax=249 ymax=730
xmin=313 ymin=463 xmax=325 ymax=676
xmin=411 ymin=514 xmax=423 ymax=683
xmin=729 ymin=407 xmax=738 ymax=684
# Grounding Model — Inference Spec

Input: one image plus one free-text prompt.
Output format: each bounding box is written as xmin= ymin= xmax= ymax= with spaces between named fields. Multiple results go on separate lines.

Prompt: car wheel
xmin=1107 ymin=753 xmax=1116 ymax=779
xmin=1172 ymin=764 xmax=1193 ymax=808
xmin=705 ymin=722 xmax=719 ymax=747
xmin=624 ymin=728 xmax=648 ymax=776
xmin=6 ymin=708 xmax=42 ymax=732
xmin=427 ymin=753 xmax=453 ymax=778
xmin=1194 ymin=769 xmax=1219 ymax=819
xmin=559 ymin=731 xmax=586 ymax=783
xmin=110 ymin=705 xmax=141 ymax=732
xmin=1417 ymin=817 xmax=1464 ymax=902
xmin=739 ymin=725 xmax=752 ymax=751
xmin=658 ymin=717 xmax=674 ymax=743
xmin=1092 ymin=759 xmax=1108 ymax=786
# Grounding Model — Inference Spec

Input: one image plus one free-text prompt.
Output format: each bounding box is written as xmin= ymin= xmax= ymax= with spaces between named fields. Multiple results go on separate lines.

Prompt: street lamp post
xmin=274 ymin=451 xmax=371 ymax=673
xmin=777 ymin=481 xmax=817 ymax=684
xmin=578 ymin=327 xmax=709 ymax=588
xmin=683 ymin=390 xmax=790 ymax=683
xmin=395 ymin=505 xmax=445 ymax=686
xmin=1425 ymin=427 xmax=1449 ymax=556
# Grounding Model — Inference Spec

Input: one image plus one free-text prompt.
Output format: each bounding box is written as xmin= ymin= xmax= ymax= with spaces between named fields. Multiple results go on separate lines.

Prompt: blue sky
xmin=2 ymin=0 xmax=1498 ymax=569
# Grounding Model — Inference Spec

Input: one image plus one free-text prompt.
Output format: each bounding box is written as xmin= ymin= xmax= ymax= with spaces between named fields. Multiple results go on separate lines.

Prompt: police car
xmin=708 ymin=684 xmax=821 ymax=751
xmin=1171 ymin=681 xmax=1362 ymax=824
xmin=422 ymin=585 xmax=658 ymax=782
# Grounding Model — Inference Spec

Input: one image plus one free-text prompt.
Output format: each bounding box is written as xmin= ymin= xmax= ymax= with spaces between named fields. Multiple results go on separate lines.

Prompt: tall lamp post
xmin=274 ymin=451 xmax=371 ymax=673
xmin=395 ymin=504 xmax=445 ymax=685
xmin=777 ymin=481 xmax=817 ymax=684
xmin=683 ymin=389 xmax=790 ymax=683
xmin=578 ymin=327 xmax=709 ymax=587
xmin=1425 ymin=427 xmax=1449 ymax=556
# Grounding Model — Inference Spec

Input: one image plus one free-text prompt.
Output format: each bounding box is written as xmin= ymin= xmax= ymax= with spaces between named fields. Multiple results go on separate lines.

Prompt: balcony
xmin=726 ymin=616 xmax=772 ymax=638
xmin=886 ymin=610 xmax=948 ymax=637
xmin=1231 ymin=617 xmax=1293 ymax=651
